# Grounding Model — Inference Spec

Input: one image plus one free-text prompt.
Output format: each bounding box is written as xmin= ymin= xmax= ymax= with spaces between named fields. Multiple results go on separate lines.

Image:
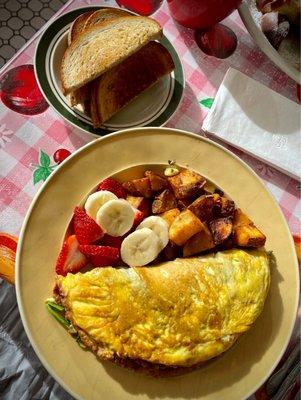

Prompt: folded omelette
xmin=55 ymin=249 xmax=270 ymax=371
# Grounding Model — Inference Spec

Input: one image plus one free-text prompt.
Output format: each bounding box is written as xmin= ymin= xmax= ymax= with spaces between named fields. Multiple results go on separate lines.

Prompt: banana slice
xmin=96 ymin=199 xmax=135 ymax=237
xmin=121 ymin=228 xmax=160 ymax=267
xmin=85 ymin=190 xmax=117 ymax=220
xmin=137 ymin=216 xmax=169 ymax=251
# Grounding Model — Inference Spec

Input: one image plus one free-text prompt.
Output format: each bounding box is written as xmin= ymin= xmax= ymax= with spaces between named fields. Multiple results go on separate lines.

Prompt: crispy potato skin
xmin=219 ymin=197 xmax=235 ymax=218
xmin=159 ymin=208 xmax=181 ymax=227
xmin=209 ymin=217 xmax=233 ymax=245
xmin=188 ymin=195 xmax=215 ymax=222
xmin=144 ymin=171 xmax=169 ymax=191
xmin=152 ymin=189 xmax=177 ymax=214
xmin=126 ymin=195 xmax=151 ymax=217
xmin=123 ymin=177 xmax=152 ymax=198
xmin=183 ymin=224 xmax=215 ymax=256
xmin=167 ymin=169 xmax=206 ymax=199
xmin=233 ymin=209 xmax=266 ymax=247
xmin=169 ymin=209 xmax=204 ymax=246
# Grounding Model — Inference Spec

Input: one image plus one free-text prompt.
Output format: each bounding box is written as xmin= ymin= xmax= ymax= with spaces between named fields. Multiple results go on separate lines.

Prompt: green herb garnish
xmin=46 ymin=301 xmax=70 ymax=328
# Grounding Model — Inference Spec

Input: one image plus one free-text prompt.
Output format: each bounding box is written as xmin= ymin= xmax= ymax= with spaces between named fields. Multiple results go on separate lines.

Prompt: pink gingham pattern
xmin=0 ymin=1 xmax=300 ymax=399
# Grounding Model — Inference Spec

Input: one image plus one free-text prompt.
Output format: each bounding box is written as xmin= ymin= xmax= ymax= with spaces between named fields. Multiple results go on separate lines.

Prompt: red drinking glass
xmin=167 ymin=0 xmax=242 ymax=29
xmin=0 ymin=64 xmax=48 ymax=115
xmin=116 ymin=0 xmax=164 ymax=16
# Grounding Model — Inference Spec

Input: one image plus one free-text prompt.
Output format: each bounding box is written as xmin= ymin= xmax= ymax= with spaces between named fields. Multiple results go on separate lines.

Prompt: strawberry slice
xmin=133 ymin=209 xmax=144 ymax=227
xmin=98 ymin=177 xmax=126 ymax=198
xmin=73 ymin=207 xmax=104 ymax=244
xmin=101 ymin=234 xmax=124 ymax=249
xmin=78 ymin=244 xmax=120 ymax=267
xmin=55 ymin=235 xmax=88 ymax=276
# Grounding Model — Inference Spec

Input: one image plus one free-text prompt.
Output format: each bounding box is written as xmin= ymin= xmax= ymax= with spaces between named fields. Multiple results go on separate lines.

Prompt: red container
xmin=116 ymin=0 xmax=163 ymax=16
xmin=167 ymin=0 xmax=242 ymax=29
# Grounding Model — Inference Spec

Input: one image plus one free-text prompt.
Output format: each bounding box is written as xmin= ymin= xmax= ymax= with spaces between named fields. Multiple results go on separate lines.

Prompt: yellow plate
xmin=16 ymin=128 xmax=299 ymax=400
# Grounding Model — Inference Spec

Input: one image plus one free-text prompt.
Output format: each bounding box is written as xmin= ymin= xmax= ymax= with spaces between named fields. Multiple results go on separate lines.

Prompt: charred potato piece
xmin=144 ymin=170 xmax=169 ymax=191
xmin=122 ymin=181 xmax=139 ymax=196
xmin=212 ymin=194 xmax=235 ymax=218
xmin=209 ymin=217 xmax=233 ymax=245
xmin=123 ymin=177 xmax=152 ymax=198
xmin=183 ymin=224 xmax=215 ymax=257
xmin=169 ymin=209 xmax=204 ymax=246
xmin=177 ymin=198 xmax=192 ymax=211
xmin=152 ymin=189 xmax=177 ymax=214
xmin=126 ymin=195 xmax=151 ymax=217
xmin=167 ymin=168 xmax=206 ymax=199
xmin=162 ymin=241 xmax=181 ymax=261
xmin=188 ymin=195 xmax=215 ymax=222
xmin=159 ymin=208 xmax=180 ymax=227
xmin=219 ymin=197 xmax=235 ymax=217
xmin=233 ymin=209 xmax=266 ymax=247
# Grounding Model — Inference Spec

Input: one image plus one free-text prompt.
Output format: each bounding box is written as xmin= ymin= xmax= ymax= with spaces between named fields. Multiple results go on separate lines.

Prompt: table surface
xmin=0 ymin=0 xmax=300 ymax=399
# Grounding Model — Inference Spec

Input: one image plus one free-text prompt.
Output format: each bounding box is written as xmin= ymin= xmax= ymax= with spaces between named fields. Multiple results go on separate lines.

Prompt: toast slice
xmin=84 ymin=8 xmax=131 ymax=30
xmin=61 ymin=16 xmax=163 ymax=95
xmin=90 ymin=41 xmax=174 ymax=128
xmin=68 ymin=11 xmax=95 ymax=45
xmin=69 ymin=9 xmax=132 ymax=108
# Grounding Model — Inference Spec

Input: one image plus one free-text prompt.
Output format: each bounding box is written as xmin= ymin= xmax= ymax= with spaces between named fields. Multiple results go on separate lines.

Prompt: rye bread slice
xmin=90 ymin=41 xmax=174 ymax=127
xmin=61 ymin=16 xmax=162 ymax=95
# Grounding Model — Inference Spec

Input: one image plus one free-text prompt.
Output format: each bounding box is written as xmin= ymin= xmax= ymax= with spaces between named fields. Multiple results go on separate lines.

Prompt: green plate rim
xmin=34 ymin=6 xmax=185 ymax=137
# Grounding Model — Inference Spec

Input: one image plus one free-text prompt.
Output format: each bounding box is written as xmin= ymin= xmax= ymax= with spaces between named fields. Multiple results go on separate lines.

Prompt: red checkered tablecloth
xmin=0 ymin=0 xmax=300 ymax=399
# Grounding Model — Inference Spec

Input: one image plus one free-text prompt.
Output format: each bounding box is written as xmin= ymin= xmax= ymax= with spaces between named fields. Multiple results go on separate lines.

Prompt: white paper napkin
xmin=202 ymin=68 xmax=300 ymax=180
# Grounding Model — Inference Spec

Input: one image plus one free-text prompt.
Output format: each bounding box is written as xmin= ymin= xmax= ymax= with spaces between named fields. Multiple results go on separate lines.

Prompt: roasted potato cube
xmin=152 ymin=189 xmax=177 ymax=214
xmin=144 ymin=170 xmax=169 ymax=191
xmin=167 ymin=168 xmax=206 ymax=199
xmin=159 ymin=208 xmax=180 ymax=227
xmin=122 ymin=180 xmax=139 ymax=196
xmin=233 ymin=208 xmax=252 ymax=226
xmin=209 ymin=217 xmax=233 ymax=245
xmin=219 ymin=197 xmax=235 ymax=217
xmin=169 ymin=209 xmax=204 ymax=246
xmin=212 ymin=194 xmax=235 ymax=218
xmin=162 ymin=241 xmax=181 ymax=261
xmin=233 ymin=209 xmax=266 ymax=247
xmin=123 ymin=177 xmax=152 ymax=198
xmin=188 ymin=195 xmax=215 ymax=222
xmin=183 ymin=224 xmax=215 ymax=256
xmin=126 ymin=195 xmax=151 ymax=217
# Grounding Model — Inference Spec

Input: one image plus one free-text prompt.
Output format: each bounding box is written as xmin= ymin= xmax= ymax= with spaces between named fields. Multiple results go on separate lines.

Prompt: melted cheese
xmin=57 ymin=249 xmax=270 ymax=366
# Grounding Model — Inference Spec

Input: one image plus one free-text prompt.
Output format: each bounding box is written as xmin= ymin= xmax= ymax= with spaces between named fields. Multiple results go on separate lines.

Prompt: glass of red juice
xmin=116 ymin=0 xmax=164 ymax=16
xmin=167 ymin=0 xmax=242 ymax=29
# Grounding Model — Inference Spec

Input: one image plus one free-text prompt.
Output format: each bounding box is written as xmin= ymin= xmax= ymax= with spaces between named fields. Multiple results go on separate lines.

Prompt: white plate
xmin=35 ymin=6 xmax=185 ymax=137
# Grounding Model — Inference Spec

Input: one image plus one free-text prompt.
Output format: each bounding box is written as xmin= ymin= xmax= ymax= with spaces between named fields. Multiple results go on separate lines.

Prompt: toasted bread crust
xmin=84 ymin=8 xmax=132 ymax=30
xmin=69 ymin=9 xmax=131 ymax=107
xmin=61 ymin=16 xmax=163 ymax=94
xmin=68 ymin=11 xmax=95 ymax=45
xmin=90 ymin=41 xmax=174 ymax=127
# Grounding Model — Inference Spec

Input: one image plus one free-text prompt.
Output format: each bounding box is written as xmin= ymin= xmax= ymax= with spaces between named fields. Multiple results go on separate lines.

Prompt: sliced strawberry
xmin=98 ymin=177 xmax=126 ymax=198
xmin=78 ymin=244 xmax=120 ymax=267
xmin=101 ymin=234 xmax=124 ymax=249
xmin=133 ymin=209 xmax=144 ymax=227
xmin=55 ymin=235 xmax=88 ymax=276
xmin=73 ymin=206 xmax=104 ymax=244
